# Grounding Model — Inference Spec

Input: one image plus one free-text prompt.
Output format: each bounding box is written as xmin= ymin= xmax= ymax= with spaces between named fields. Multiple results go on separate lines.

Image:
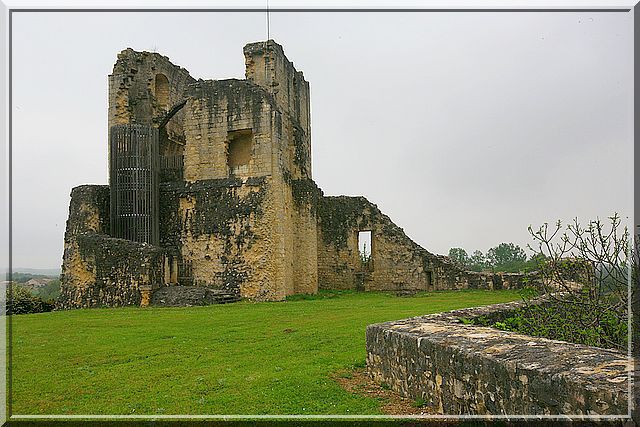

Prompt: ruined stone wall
xmin=62 ymin=43 xmax=534 ymax=306
xmin=183 ymin=79 xmax=276 ymax=182
xmin=316 ymin=196 xmax=361 ymax=290
xmin=464 ymin=271 xmax=537 ymax=290
xmin=171 ymin=57 xmax=318 ymax=300
xmin=108 ymin=48 xmax=195 ymax=129
xmin=160 ymin=173 xmax=317 ymax=301
xmin=59 ymin=185 xmax=110 ymax=309
xmin=270 ymin=91 xmax=317 ymax=295
xmin=176 ymin=79 xmax=287 ymax=299
xmin=159 ymin=177 xmax=280 ymax=299
xmin=62 ymin=185 xmax=110 ymax=237
xmin=288 ymin=178 xmax=322 ymax=295
xmin=366 ymin=302 xmax=631 ymax=415
xmin=244 ymin=40 xmax=311 ymax=179
xmin=317 ymin=196 xmax=451 ymax=291
xmin=59 ymin=185 xmax=166 ymax=308
xmin=59 ymin=234 xmax=165 ymax=309
xmin=109 ymin=49 xmax=194 ymax=192
xmin=291 ymin=198 xmax=318 ymax=294
xmin=316 ymin=196 xmax=534 ymax=292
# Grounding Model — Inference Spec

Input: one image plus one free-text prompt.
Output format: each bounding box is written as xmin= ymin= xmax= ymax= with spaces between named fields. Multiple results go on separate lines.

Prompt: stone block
xmin=366 ymin=302 xmax=631 ymax=416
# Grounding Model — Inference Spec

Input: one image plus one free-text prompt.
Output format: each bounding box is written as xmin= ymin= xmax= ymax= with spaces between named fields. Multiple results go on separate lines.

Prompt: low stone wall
xmin=366 ymin=302 xmax=631 ymax=416
xmin=151 ymin=286 xmax=240 ymax=306
xmin=59 ymin=233 xmax=166 ymax=309
xmin=463 ymin=271 xmax=537 ymax=290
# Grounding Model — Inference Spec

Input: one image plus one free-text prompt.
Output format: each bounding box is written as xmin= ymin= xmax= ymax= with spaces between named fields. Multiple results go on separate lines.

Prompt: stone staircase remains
xmin=151 ymin=286 xmax=241 ymax=307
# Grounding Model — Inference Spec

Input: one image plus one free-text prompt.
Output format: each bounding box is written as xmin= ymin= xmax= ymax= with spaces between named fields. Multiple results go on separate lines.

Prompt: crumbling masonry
xmin=59 ymin=41 xmax=528 ymax=308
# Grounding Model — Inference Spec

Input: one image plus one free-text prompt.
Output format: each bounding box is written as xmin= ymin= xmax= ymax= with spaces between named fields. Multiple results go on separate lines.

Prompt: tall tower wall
xmin=62 ymin=41 xmax=321 ymax=307
xmin=108 ymin=48 xmax=195 ymax=128
xmin=244 ymin=40 xmax=312 ymax=179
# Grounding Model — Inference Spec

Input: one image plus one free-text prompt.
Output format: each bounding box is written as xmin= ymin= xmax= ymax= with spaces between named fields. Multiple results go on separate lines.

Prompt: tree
xmin=486 ymin=243 xmax=527 ymax=271
xmin=32 ymin=279 xmax=61 ymax=301
xmin=468 ymin=250 xmax=488 ymax=272
xmin=527 ymin=213 xmax=634 ymax=350
xmin=448 ymin=248 xmax=469 ymax=268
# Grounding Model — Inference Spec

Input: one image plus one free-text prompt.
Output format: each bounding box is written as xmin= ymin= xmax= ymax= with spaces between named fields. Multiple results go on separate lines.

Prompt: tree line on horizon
xmin=447 ymin=243 xmax=543 ymax=273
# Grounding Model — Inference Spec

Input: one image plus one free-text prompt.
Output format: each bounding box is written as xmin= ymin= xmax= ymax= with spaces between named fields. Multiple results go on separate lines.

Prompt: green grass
xmin=413 ymin=398 xmax=427 ymax=408
xmin=11 ymin=289 xmax=520 ymax=415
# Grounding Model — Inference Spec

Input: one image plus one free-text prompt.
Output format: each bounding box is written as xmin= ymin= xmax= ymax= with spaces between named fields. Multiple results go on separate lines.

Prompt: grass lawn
xmin=11 ymin=289 xmax=521 ymax=415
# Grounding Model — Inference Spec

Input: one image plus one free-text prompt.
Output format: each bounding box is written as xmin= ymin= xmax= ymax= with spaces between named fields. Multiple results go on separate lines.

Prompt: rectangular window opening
xmin=358 ymin=231 xmax=372 ymax=269
xmin=227 ymin=129 xmax=253 ymax=176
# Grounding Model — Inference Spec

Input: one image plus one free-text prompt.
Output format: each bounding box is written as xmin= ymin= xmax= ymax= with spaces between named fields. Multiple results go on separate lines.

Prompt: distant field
xmin=11 ymin=289 xmax=520 ymax=416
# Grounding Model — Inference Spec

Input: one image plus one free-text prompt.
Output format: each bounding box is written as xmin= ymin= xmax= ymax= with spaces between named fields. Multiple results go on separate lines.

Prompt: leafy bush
xmin=524 ymin=213 xmax=633 ymax=351
xmin=466 ymin=284 xmax=627 ymax=350
xmin=490 ymin=299 xmax=626 ymax=351
xmin=7 ymin=284 xmax=55 ymax=315
xmin=31 ymin=279 xmax=61 ymax=301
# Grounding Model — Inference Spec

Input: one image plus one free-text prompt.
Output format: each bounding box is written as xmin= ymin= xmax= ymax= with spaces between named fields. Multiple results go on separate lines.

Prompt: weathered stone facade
xmin=316 ymin=196 xmax=536 ymax=292
xmin=60 ymin=40 xmax=534 ymax=308
xmin=59 ymin=185 xmax=165 ymax=308
xmin=366 ymin=302 xmax=631 ymax=416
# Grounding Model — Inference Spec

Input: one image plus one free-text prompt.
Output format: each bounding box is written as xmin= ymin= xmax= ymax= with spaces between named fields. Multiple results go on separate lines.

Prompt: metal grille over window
xmin=109 ymin=124 xmax=160 ymax=245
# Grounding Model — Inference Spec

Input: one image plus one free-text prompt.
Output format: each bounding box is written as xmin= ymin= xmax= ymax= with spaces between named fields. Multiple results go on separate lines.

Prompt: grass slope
xmin=11 ymin=290 xmax=520 ymax=415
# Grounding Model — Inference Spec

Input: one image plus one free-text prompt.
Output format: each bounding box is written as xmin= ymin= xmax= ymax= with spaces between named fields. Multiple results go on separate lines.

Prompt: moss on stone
xmin=187 ymin=79 xmax=276 ymax=134
xmin=292 ymin=125 xmax=309 ymax=175
xmin=290 ymin=178 xmax=323 ymax=214
xmin=64 ymin=233 xmax=165 ymax=308
xmin=66 ymin=185 xmax=110 ymax=237
xmin=317 ymin=196 xmax=371 ymax=248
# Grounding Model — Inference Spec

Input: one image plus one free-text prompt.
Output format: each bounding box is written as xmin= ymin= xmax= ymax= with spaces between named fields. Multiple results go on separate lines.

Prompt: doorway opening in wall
xmin=358 ymin=231 xmax=372 ymax=271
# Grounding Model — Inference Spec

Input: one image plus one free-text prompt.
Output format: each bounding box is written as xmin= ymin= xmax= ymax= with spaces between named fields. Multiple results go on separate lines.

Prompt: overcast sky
xmin=10 ymin=9 xmax=633 ymax=269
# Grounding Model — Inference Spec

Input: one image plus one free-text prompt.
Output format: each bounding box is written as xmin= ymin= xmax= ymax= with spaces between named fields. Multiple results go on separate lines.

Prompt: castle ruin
xmin=59 ymin=40 xmax=527 ymax=308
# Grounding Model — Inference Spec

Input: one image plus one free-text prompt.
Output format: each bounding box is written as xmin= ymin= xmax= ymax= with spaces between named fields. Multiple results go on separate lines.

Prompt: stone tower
xmin=59 ymin=40 xmax=515 ymax=309
xmin=60 ymin=41 xmax=319 ymax=307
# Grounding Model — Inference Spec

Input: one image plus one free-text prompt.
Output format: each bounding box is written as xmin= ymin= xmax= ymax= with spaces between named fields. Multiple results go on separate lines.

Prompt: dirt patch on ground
xmin=332 ymin=368 xmax=439 ymax=416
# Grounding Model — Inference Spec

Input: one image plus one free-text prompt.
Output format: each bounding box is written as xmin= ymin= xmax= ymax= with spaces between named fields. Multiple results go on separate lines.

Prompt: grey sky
xmin=11 ymin=10 xmax=633 ymax=269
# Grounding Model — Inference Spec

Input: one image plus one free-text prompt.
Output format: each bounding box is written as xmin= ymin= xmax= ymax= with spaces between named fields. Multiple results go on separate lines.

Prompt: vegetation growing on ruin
xmin=469 ymin=214 xmax=633 ymax=352
xmin=184 ymin=178 xmax=266 ymax=239
xmin=292 ymin=125 xmax=310 ymax=176
xmin=471 ymin=287 xmax=627 ymax=351
xmin=289 ymin=177 xmax=322 ymax=213
xmin=11 ymin=289 xmax=520 ymax=415
xmin=317 ymin=197 xmax=366 ymax=248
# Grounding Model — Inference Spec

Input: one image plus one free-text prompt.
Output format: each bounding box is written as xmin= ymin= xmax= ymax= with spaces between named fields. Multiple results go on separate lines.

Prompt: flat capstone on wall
xmin=366 ymin=301 xmax=631 ymax=416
